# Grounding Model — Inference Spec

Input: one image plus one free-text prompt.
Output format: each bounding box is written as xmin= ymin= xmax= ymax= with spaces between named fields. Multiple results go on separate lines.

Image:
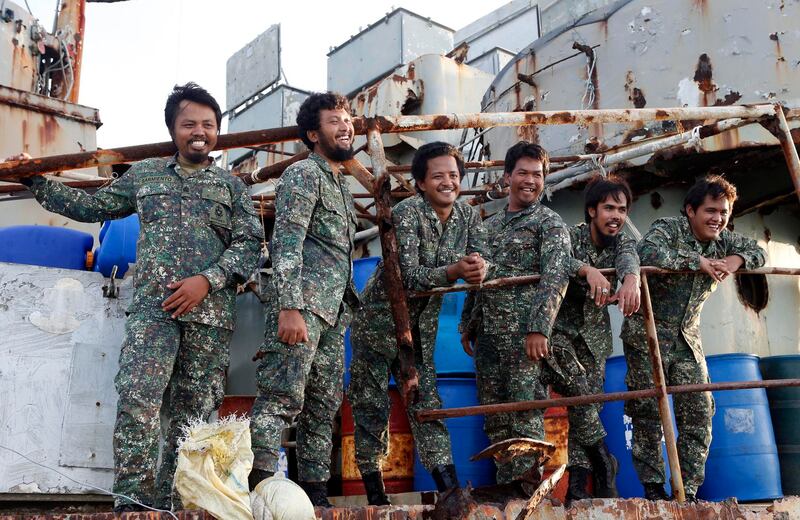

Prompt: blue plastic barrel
xmin=759 ymin=355 xmax=800 ymax=496
xmin=413 ymin=376 xmax=495 ymax=490
xmin=600 ymin=355 xmax=673 ymax=498
xmin=433 ymin=290 xmax=476 ymax=375
xmin=697 ymin=354 xmax=782 ymax=502
xmin=93 ymin=214 xmax=140 ymax=278
xmin=0 ymin=225 xmax=93 ymax=270
xmin=343 ymin=257 xmax=381 ymax=387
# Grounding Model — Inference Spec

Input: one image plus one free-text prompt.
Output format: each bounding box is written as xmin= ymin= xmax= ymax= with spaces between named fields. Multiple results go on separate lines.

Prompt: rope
xmin=687 ymin=125 xmax=704 ymax=152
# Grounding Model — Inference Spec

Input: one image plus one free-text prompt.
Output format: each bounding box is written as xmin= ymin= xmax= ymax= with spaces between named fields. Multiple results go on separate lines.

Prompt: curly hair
xmin=410 ymin=141 xmax=465 ymax=192
xmin=296 ymin=92 xmax=351 ymax=149
xmin=682 ymin=174 xmax=738 ymax=215
xmin=164 ymin=82 xmax=222 ymax=133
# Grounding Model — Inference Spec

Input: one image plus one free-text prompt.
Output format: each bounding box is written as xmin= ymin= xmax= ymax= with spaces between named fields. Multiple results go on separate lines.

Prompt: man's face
xmin=686 ymin=194 xmax=730 ymax=241
xmin=308 ymin=108 xmax=354 ymax=162
xmin=588 ymin=192 xmax=629 ymax=245
xmin=172 ymin=100 xmax=218 ymax=164
xmin=506 ymin=157 xmax=544 ymax=210
xmin=417 ymin=155 xmax=461 ymax=211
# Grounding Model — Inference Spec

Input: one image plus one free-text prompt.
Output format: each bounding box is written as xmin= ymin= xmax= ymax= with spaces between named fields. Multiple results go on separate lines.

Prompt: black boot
xmin=586 ymin=441 xmax=619 ymax=498
xmin=248 ymin=468 xmax=274 ymax=491
xmin=113 ymin=503 xmax=148 ymax=514
xmin=684 ymin=493 xmax=698 ymax=503
xmin=431 ymin=464 xmax=461 ymax=492
xmin=362 ymin=471 xmax=391 ymax=506
xmin=299 ymin=480 xmax=333 ymax=508
xmin=566 ymin=467 xmax=593 ymax=501
xmin=644 ymin=483 xmax=670 ymax=501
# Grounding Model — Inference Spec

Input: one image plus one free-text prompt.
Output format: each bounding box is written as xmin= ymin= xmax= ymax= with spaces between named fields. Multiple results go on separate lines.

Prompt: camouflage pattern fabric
xmin=348 ymin=195 xmax=488 ymax=474
xmin=542 ymin=223 xmax=640 ymax=470
xmin=621 ymin=216 xmax=766 ymax=495
xmin=27 ymin=157 xmax=262 ymax=508
xmin=250 ymin=153 xmax=357 ymax=482
xmin=269 ymin=153 xmax=359 ymax=326
xmin=464 ymin=202 xmax=570 ymax=483
xmin=28 ymin=156 xmax=263 ymax=330
xmin=475 ymin=332 xmax=547 ymax=483
xmin=250 ymin=304 xmax=346 ymax=482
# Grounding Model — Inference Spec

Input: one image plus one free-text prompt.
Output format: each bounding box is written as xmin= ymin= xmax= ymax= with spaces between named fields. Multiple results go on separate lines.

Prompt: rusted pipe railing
xmin=1 ymin=105 xmax=778 ymax=180
xmin=416 ymin=378 xmax=800 ymax=420
xmin=365 ymin=121 xmax=419 ymax=405
xmin=409 ymin=266 xmax=800 ymax=297
xmin=773 ymin=105 xmax=800 ymax=204
xmin=640 ymin=272 xmax=685 ymax=502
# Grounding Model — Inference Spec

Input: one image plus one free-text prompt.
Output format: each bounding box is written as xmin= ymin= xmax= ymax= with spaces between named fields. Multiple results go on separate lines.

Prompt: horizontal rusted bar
xmin=417 ymin=378 xmax=800 ymax=422
xmin=410 ymin=266 xmax=800 ymax=297
xmin=2 ymin=105 xmax=776 ymax=179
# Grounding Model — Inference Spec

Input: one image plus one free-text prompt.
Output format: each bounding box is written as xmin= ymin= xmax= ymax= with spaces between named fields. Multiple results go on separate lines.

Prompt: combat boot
xmin=586 ymin=441 xmax=618 ymax=498
xmin=431 ymin=464 xmax=461 ymax=492
xmin=113 ymin=503 xmax=148 ymax=513
xmin=248 ymin=468 xmax=274 ymax=491
xmin=643 ymin=483 xmax=670 ymax=501
xmin=566 ymin=467 xmax=593 ymax=501
xmin=362 ymin=471 xmax=391 ymax=505
xmin=299 ymin=481 xmax=333 ymax=508
xmin=684 ymin=493 xmax=698 ymax=503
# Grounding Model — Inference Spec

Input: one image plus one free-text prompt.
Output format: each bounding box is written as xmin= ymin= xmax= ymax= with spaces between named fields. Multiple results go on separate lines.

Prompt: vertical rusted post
xmin=773 ymin=104 xmax=800 ymax=204
xmin=365 ymin=119 xmax=419 ymax=404
xmin=640 ymin=273 xmax=686 ymax=502
xmin=52 ymin=0 xmax=86 ymax=103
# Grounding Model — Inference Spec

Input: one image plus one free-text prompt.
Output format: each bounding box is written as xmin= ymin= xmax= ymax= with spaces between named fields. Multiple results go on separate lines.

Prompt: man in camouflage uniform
xmin=248 ymin=92 xmax=360 ymax=507
xmin=349 ymin=142 xmax=488 ymax=505
xmin=18 ymin=83 xmax=262 ymax=512
xmin=541 ymin=177 xmax=641 ymax=500
xmin=622 ymin=175 xmax=766 ymax=501
xmin=460 ymin=141 xmax=570 ymax=487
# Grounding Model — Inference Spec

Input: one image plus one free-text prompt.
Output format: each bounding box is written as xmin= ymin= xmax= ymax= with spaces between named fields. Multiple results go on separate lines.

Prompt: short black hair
xmin=584 ymin=176 xmax=633 ymax=222
xmin=164 ymin=82 xmax=222 ymax=134
xmin=296 ymin=92 xmax=351 ymax=149
xmin=503 ymin=141 xmax=550 ymax=176
xmin=682 ymin=174 xmax=738 ymax=215
xmin=410 ymin=141 xmax=465 ymax=192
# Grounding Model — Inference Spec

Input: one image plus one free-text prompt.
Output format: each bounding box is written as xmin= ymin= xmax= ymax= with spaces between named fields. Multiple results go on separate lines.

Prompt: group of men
xmin=11 ymin=83 xmax=766 ymax=511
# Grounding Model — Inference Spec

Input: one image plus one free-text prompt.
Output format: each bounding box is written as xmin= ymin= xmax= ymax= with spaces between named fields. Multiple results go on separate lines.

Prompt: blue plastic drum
xmin=413 ymin=376 xmax=495 ymax=490
xmin=433 ymin=290 xmax=476 ymax=375
xmin=697 ymin=353 xmax=782 ymax=502
xmin=601 ymin=355 xmax=673 ymax=498
xmin=93 ymin=214 xmax=140 ymax=278
xmin=344 ymin=257 xmax=381 ymax=387
xmin=0 ymin=225 xmax=93 ymax=270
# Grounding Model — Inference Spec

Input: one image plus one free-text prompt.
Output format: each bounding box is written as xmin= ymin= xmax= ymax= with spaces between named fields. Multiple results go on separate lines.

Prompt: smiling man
xmin=19 ymin=83 xmax=263 ymax=512
xmin=460 ymin=141 xmax=570 ymax=487
xmin=621 ymin=175 xmax=766 ymax=502
xmin=348 ymin=142 xmax=488 ymax=505
xmin=248 ymin=92 xmax=361 ymax=507
xmin=541 ymin=177 xmax=640 ymax=501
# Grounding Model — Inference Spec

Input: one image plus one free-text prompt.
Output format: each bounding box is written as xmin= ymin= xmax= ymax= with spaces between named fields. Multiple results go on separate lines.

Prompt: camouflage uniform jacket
xmin=552 ymin=222 xmax=640 ymax=358
xmin=357 ymin=195 xmax=488 ymax=346
xmin=270 ymin=152 xmax=359 ymax=325
xmin=461 ymin=202 xmax=570 ymax=337
xmin=27 ymin=156 xmax=263 ymax=330
xmin=623 ymin=216 xmax=765 ymax=360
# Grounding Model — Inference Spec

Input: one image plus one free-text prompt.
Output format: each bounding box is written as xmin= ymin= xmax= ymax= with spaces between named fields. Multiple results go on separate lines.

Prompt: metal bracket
xmin=102 ymin=265 xmax=119 ymax=298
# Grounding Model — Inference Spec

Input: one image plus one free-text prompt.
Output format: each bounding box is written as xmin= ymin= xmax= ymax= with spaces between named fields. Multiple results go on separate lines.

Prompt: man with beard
xmin=248 ymin=92 xmax=360 ymax=507
xmin=460 ymin=141 xmax=570 ymax=488
xmin=349 ymin=142 xmax=488 ymax=505
xmin=541 ymin=177 xmax=640 ymax=501
xmin=622 ymin=175 xmax=765 ymax=501
xmin=13 ymin=83 xmax=263 ymax=512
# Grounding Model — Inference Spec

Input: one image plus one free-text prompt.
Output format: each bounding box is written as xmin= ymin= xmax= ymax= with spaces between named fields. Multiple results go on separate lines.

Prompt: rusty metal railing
xmin=3 ymin=103 xmax=800 ymax=502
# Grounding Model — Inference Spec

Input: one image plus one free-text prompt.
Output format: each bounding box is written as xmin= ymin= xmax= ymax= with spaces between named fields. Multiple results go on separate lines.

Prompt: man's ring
xmin=601 ymin=288 xmax=609 ymax=294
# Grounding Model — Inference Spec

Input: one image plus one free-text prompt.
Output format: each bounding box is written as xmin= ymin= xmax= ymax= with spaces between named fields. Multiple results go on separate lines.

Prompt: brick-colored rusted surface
xmin=0 ymin=511 xmax=212 ymax=520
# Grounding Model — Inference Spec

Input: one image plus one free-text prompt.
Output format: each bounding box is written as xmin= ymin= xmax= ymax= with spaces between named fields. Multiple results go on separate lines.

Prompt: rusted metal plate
xmin=515 ymin=464 xmax=566 ymax=520
xmin=341 ymin=433 xmax=414 ymax=480
xmin=470 ymin=438 xmax=555 ymax=466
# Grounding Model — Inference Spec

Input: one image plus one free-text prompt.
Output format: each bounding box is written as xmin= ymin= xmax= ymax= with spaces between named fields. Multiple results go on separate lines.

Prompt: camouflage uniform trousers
xmin=250 ymin=305 xmax=345 ymax=482
xmin=349 ymin=320 xmax=453 ymax=475
xmin=113 ymin=312 xmax=231 ymax=509
xmin=623 ymin=316 xmax=715 ymax=496
xmin=541 ymin=333 xmax=607 ymax=471
xmin=475 ymin=332 xmax=547 ymax=484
